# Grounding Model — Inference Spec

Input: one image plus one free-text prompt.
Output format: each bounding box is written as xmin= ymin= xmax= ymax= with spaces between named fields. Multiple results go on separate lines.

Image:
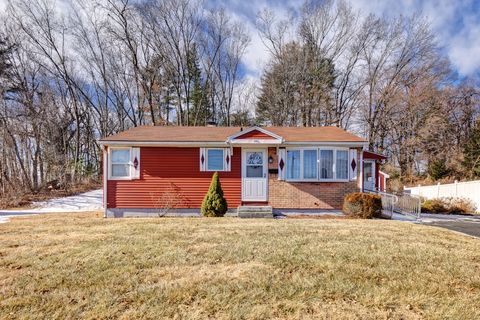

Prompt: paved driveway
xmin=393 ymin=213 xmax=480 ymax=237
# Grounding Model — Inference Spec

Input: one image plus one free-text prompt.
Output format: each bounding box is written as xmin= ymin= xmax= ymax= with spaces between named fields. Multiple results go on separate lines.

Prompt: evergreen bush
xmin=201 ymin=172 xmax=228 ymax=217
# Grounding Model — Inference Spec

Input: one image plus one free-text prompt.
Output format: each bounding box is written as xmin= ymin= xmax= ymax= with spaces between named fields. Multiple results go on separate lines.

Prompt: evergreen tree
xmin=201 ymin=172 xmax=228 ymax=217
xmin=463 ymin=120 xmax=480 ymax=178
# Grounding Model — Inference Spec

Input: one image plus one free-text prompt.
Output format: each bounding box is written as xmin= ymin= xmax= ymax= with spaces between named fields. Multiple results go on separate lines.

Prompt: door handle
xmin=264 ymin=173 xmax=266 ymax=178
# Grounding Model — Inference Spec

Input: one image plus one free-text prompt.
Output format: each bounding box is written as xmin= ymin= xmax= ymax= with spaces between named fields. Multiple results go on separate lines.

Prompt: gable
xmin=235 ymin=129 xmax=277 ymax=140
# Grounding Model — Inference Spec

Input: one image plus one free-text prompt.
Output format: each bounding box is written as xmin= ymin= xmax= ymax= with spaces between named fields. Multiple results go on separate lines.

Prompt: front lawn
xmin=1 ymin=213 xmax=479 ymax=319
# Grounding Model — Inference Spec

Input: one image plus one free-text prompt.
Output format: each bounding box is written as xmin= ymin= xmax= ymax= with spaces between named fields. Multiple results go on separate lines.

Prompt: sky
xmin=1 ymin=0 xmax=479 ymax=82
xmin=208 ymin=0 xmax=480 ymax=82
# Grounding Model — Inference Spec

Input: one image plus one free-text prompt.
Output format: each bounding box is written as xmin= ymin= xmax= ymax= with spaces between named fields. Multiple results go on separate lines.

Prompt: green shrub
xmin=201 ymin=172 xmax=228 ymax=217
xmin=422 ymin=197 xmax=476 ymax=214
xmin=342 ymin=192 xmax=383 ymax=219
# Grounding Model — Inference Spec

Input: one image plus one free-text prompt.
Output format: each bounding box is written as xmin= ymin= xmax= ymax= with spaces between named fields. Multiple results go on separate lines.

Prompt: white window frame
xmin=108 ymin=147 xmax=132 ymax=180
xmin=285 ymin=147 xmax=350 ymax=182
xmin=206 ymin=148 xmax=225 ymax=172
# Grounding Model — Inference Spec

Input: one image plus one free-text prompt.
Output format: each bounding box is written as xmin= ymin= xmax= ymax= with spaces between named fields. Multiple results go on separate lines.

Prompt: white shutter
xmin=131 ymin=147 xmax=141 ymax=179
xmin=349 ymin=149 xmax=358 ymax=181
xmin=278 ymin=148 xmax=286 ymax=180
xmin=199 ymin=148 xmax=206 ymax=171
xmin=224 ymin=148 xmax=231 ymax=171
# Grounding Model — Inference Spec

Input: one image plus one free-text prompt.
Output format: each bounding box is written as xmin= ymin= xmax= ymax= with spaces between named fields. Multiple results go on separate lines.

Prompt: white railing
xmin=404 ymin=180 xmax=480 ymax=213
xmin=366 ymin=189 xmax=421 ymax=219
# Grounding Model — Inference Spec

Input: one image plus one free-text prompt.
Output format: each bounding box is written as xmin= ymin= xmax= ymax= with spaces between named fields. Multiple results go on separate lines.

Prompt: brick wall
xmin=267 ymin=146 xmax=361 ymax=209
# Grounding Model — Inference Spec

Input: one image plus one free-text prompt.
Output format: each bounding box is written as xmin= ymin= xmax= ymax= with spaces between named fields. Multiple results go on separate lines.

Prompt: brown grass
xmin=1 ymin=213 xmax=480 ymax=319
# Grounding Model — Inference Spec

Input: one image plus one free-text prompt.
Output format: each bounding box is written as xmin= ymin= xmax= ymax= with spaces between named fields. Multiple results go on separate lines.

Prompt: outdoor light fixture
xmin=268 ymin=156 xmax=274 ymax=164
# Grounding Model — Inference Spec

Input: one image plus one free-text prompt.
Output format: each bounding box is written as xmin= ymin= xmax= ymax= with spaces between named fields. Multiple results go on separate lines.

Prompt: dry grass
xmin=1 ymin=213 xmax=480 ymax=319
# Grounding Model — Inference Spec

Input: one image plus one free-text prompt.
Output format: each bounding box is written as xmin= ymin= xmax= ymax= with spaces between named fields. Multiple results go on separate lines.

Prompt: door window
xmin=246 ymin=151 xmax=263 ymax=178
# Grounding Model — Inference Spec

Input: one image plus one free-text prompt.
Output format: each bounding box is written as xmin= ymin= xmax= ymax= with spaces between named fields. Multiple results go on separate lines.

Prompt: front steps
xmin=237 ymin=206 xmax=273 ymax=218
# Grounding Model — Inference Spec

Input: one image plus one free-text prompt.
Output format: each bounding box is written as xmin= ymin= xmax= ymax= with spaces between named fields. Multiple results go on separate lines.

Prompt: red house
xmin=99 ymin=126 xmax=385 ymax=217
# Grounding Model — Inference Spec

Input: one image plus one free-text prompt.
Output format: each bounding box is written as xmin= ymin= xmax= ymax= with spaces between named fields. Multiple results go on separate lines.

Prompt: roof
xmin=363 ymin=150 xmax=387 ymax=160
xmin=100 ymin=126 xmax=367 ymax=144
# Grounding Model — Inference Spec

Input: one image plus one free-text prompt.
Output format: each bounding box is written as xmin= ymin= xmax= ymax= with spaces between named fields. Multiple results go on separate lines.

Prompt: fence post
xmin=455 ymin=180 xmax=458 ymax=197
xmin=437 ymin=182 xmax=441 ymax=197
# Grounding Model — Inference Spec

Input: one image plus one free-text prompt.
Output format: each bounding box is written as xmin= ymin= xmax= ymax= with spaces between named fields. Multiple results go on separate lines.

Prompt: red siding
xmin=236 ymin=129 xmax=276 ymax=139
xmin=107 ymin=147 xmax=241 ymax=209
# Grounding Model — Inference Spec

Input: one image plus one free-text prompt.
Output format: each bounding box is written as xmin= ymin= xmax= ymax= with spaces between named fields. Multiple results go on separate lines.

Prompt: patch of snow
xmin=0 ymin=189 xmax=103 ymax=217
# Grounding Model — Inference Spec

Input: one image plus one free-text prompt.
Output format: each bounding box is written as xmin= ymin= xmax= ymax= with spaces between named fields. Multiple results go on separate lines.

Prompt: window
xmin=207 ymin=149 xmax=224 ymax=171
xmin=320 ymin=150 xmax=334 ymax=179
xmin=286 ymin=150 xmax=300 ymax=179
xmin=286 ymin=148 xmax=350 ymax=181
xmin=245 ymin=151 xmax=263 ymax=177
xmin=336 ymin=150 xmax=349 ymax=180
xmin=303 ymin=150 xmax=317 ymax=179
xmin=111 ymin=148 xmax=130 ymax=178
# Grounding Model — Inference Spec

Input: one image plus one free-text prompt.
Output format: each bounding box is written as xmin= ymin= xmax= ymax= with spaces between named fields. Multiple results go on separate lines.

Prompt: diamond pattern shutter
xmin=278 ymin=148 xmax=286 ymax=180
xmin=349 ymin=149 xmax=358 ymax=181
xmin=199 ymin=148 xmax=206 ymax=171
xmin=131 ymin=147 xmax=141 ymax=179
xmin=224 ymin=148 xmax=232 ymax=172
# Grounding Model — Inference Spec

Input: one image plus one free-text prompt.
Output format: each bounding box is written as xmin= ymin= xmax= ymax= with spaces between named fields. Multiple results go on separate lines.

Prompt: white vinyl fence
xmin=404 ymin=180 xmax=480 ymax=212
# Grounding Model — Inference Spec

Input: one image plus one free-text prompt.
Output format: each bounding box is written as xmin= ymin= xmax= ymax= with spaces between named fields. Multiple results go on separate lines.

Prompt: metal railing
xmin=366 ymin=188 xmax=421 ymax=219
xmin=394 ymin=193 xmax=421 ymax=218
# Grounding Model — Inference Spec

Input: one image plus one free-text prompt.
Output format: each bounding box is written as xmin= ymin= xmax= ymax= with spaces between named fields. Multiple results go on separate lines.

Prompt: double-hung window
xmin=110 ymin=148 xmax=131 ymax=179
xmin=207 ymin=148 xmax=224 ymax=171
xmin=286 ymin=147 xmax=349 ymax=181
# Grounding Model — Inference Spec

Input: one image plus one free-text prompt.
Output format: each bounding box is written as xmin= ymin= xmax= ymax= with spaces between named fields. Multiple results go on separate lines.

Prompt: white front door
xmin=363 ymin=160 xmax=376 ymax=191
xmin=242 ymin=149 xmax=268 ymax=201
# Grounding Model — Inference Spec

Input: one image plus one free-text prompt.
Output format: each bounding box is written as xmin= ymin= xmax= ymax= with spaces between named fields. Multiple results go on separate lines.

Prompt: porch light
xmin=268 ymin=156 xmax=274 ymax=164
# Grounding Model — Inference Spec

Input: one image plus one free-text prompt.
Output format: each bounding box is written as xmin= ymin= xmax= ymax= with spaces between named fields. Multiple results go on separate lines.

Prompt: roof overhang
xmin=226 ymin=126 xmax=284 ymax=145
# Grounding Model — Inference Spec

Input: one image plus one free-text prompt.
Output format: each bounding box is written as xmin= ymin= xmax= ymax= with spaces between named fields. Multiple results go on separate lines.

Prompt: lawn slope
xmin=1 ymin=213 xmax=479 ymax=319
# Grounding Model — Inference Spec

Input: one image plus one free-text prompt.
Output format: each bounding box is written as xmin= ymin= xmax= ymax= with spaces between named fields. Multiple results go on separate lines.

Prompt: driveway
xmin=0 ymin=189 xmax=102 ymax=223
xmin=393 ymin=212 xmax=480 ymax=238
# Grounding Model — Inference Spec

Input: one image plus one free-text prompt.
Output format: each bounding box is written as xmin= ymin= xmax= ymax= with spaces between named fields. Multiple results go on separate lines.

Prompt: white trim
xmin=227 ymin=126 xmax=284 ymax=141
xmin=103 ymin=146 xmax=108 ymax=218
xmin=108 ymin=147 xmax=133 ymax=180
xmin=360 ymin=151 xmax=364 ymax=191
xmin=100 ymin=140 xmax=367 ymax=148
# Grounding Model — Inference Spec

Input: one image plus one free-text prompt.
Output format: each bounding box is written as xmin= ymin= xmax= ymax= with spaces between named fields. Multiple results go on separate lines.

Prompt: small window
xmin=336 ymin=150 xmax=349 ymax=180
xmin=111 ymin=148 xmax=130 ymax=178
xmin=286 ymin=150 xmax=300 ymax=180
xmin=320 ymin=150 xmax=334 ymax=179
xmin=303 ymin=150 xmax=318 ymax=179
xmin=207 ymin=149 xmax=224 ymax=171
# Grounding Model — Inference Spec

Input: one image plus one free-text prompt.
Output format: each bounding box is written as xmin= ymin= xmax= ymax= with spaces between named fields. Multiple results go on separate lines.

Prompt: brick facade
xmin=266 ymin=147 xmax=360 ymax=209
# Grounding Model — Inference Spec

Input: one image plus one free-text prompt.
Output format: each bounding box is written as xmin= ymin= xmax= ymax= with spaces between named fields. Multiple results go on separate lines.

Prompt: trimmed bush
xmin=343 ymin=192 xmax=382 ymax=219
xmin=201 ymin=172 xmax=228 ymax=217
xmin=422 ymin=197 xmax=476 ymax=214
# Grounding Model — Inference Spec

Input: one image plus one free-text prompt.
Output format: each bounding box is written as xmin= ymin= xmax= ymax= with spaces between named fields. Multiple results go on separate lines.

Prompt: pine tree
xmin=201 ymin=172 xmax=228 ymax=217
xmin=463 ymin=120 xmax=480 ymax=178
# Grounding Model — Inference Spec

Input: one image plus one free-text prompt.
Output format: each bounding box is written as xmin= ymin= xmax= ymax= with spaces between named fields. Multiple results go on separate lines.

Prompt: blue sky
xmin=1 ymin=0 xmax=479 ymax=82
xmin=207 ymin=0 xmax=480 ymax=82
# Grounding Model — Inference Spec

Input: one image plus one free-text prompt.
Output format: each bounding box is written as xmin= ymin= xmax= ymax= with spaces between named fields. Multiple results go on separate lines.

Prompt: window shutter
xmin=349 ymin=149 xmax=358 ymax=181
xmin=131 ymin=147 xmax=140 ymax=179
xmin=278 ymin=148 xmax=286 ymax=180
xmin=199 ymin=148 xmax=206 ymax=171
xmin=224 ymin=148 xmax=231 ymax=171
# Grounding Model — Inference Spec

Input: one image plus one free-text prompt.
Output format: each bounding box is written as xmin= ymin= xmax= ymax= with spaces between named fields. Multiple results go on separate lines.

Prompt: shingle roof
xmin=100 ymin=126 xmax=366 ymax=143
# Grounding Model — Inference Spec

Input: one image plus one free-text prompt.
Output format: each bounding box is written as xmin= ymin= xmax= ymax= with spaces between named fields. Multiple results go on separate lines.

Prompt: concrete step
xmin=237 ymin=206 xmax=273 ymax=218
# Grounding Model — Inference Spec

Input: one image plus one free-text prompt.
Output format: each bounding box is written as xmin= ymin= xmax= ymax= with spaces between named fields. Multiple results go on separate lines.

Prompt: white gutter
xmin=100 ymin=140 xmax=367 ymax=147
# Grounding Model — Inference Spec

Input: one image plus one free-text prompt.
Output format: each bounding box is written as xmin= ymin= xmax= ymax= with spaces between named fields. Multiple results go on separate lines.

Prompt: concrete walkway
xmin=0 ymin=189 xmax=102 ymax=223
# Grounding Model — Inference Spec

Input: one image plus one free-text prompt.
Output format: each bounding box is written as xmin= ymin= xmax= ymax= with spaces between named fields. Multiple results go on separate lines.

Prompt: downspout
xmin=103 ymin=145 xmax=108 ymax=218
